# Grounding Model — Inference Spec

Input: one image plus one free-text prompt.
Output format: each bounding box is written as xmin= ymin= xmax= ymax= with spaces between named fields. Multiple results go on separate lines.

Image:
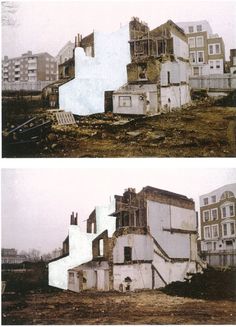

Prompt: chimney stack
xmin=70 ymin=211 xmax=78 ymax=225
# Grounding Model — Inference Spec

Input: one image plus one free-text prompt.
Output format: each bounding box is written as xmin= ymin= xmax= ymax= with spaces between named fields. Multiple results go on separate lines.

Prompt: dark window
xmin=124 ymin=247 xmax=132 ymax=262
xmin=226 ymin=240 xmax=233 ymax=246
xmin=138 ymin=64 xmax=147 ymax=80
xmin=157 ymin=40 xmax=166 ymax=55
xmin=125 ymin=276 xmax=132 ymax=282
xmin=196 ymin=25 xmax=202 ymax=32
xmin=167 ymin=71 xmax=170 ymax=84
xmin=188 ymin=26 xmax=194 ymax=33
xmin=203 ymin=197 xmax=208 ymax=205
xmin=122 ymin=212 xmax=129 ymax=226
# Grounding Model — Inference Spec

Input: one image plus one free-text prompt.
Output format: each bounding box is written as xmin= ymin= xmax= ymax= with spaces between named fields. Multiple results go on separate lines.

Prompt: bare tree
xmin=2 ymin=1 xmax=19 ymax=26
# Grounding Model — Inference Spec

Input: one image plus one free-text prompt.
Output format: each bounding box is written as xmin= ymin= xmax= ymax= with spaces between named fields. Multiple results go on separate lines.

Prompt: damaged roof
xmin=142 ymin=186 xmax=193 ymax=202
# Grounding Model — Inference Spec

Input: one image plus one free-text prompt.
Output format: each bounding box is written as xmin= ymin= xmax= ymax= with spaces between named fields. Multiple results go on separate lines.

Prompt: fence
xmin=2 ymin=81 xmax=54 ymax=92
xmin=190 ymin=74 xmax=236 ymax=91
xmin=202 ymin=250 xmax=236 ymax=267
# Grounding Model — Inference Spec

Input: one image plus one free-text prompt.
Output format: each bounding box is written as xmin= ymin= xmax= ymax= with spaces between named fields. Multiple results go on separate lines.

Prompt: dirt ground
xmin=2 ymin=103 xmax=236 ymax=158
xmin=2 ymin=289 xmax=236 ymax=325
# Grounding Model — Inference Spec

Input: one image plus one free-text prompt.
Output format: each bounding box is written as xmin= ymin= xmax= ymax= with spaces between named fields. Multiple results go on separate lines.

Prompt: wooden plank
xmin=56 ymin=112 xmax=76 ymax=125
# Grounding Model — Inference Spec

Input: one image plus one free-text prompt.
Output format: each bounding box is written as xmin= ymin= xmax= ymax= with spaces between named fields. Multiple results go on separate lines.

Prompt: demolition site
xmin=2 ymin=185 xmax=236 ymax=324
xmin=2 ymin=17 xmax=236 ymax=158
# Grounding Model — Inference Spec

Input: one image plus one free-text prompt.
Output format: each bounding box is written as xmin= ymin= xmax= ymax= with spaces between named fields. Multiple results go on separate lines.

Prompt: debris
xmin=215 ymin=90 xmax=236 ymax=107
xmin=2 ymin=281 xmax=7 ymax=294
xmin=55 ymin=112 xmax=76 ymax=125
xmin=47 ymin=133 xmax=58 ymax=142
xmin=51 ymin=143 xmax=57 ymax=150
xmin=162 ymin=267 xmax=236 ymax=300
xmin=126 ymin=131 xmax=142 ymax=137
xmin=3 ymin=117 xmax=52 ymax=146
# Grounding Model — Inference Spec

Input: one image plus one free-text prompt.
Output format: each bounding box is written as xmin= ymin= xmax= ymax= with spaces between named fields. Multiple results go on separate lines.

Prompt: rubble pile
xmin=162 ymin=267 xmax=236 ymax=300
xmin=2 ymin=98 xmax=236 ymax=157
xmin=215 ymin=90 xmax=236 ymax=107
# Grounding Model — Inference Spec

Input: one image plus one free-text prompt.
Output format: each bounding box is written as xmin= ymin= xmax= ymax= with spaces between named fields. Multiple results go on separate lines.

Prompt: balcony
xmin=28 ymin=63 xmax=37 ymax=70
xmin=28 ymin=70 xmax=37 ymax=77
xmin=3 ymin=62 xmax=9 ymax=67
xmin=28 ymin=58 xmax=37 ymax=64
xmin=14 ymin=61 xmax=20 ymax=66
xmin=14 ymin=67 xmax=20 ymax=72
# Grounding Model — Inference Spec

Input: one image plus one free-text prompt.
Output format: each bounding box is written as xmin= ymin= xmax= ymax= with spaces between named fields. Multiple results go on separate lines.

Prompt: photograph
xmin=1 ymin=167 xmax=236 ymax=324
xmin=1 ymin=0 xmax=236 ymax=325
xmin=1 ymin=0 xmax=236 ymax=158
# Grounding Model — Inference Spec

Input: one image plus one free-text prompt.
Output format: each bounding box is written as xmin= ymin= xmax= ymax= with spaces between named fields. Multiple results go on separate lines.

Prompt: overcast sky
xmin=2 ymin=167 xmax=236 ymax=253
xmin=2 ymin=0 xmax=236 ymax=60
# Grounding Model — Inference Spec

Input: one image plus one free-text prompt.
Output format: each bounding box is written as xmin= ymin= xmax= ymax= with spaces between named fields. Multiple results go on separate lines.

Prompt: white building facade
xmin=58 ymin=25 xmax=131 ymax=115
xmin=177 ymin=20 xmax=225 ymax=76
xmin=200 ymin=183 xmax=236 ymax=267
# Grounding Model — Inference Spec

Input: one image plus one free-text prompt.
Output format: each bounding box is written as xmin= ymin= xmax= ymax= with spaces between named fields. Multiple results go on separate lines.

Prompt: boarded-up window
xmin=119 ymin=96 xmax=131 ymax=107
xmin=124 ymin=247 xmax=132 ymax=262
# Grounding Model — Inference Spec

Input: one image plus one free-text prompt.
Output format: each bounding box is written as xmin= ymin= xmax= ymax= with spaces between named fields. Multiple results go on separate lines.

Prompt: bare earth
xmin=49 ymin=106 xmax=236 ymax=158
xmin=3 ymin=105 xmax=236 ymax=158
xmin=2 ymin=290 xmax=236 ymax=325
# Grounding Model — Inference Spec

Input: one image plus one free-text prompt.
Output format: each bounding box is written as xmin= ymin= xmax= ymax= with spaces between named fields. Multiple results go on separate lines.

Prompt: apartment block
xmin=2 ymin=50 xmax=57 ymax=84
xmin=177 ymin=20 xmax=225 ymax=76
xmin=1 ymin=248 xmax=27 ymax=264
xmin=200 ymin=183 xmax=236 ymax=267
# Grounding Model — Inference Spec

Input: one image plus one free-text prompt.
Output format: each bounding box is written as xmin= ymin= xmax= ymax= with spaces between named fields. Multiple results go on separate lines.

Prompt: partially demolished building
xmin=58 ymin=25 xmax=131 ymax=115
xmin=57 ymin=18 xmax=191 ymax=116
xmin=112 ymin=18 xmax=191 ymax=114
xmin=49 ymin=186 xmax=205 ymax=292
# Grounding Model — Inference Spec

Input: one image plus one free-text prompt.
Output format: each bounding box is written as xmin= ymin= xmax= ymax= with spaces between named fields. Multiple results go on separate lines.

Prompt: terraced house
xmin=113 ymin=18 xmax=191 ymax=114
xmin=49 ymin=186 xmax=205 ymax=293
xmin=177 ymin=20 xmax=225 ymax=76
xmin=200 ymin=183 xmax=236 ymax=267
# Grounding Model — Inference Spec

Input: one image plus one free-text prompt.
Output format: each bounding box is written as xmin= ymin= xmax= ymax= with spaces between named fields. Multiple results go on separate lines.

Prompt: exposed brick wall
xmin=129 ymin=18 xmax=149 ymax=40
xmin=113 ymin=186 xmax=194 ymax=232
xmin=92 ymin=230 xmax=110 ymax=259
xmin=80 ymin=33 xmax=95 ymax=57
xmin=87 ymin=209 xmax=97 ymax=233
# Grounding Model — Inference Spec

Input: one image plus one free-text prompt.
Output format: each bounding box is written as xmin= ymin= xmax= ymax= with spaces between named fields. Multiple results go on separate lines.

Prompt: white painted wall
xmin=48 ymin=226 xmax=94 ymax=290
xmin=147 ymin=200 xmax=196 ymax=258
xmin=95 ymin=198 xmax=116 ymax=237
xmin=68 ymin=271 xmax=80 ymax=292
xmin=172 ymin=33 xmax=189 ymax=59
xmin=113 ymin=263 xmax=152 ymax=291
xmin=160 ymin=60 xmax=191 ymax=109
xmin=113 ymin=92 xmax=146 ymax=115
xmin=49 ymin=199 xmax=116 ymax=290
xmin=113 ymin=234 xmax=153 ymax=263
xmin=208 ymin=59 xmax=224 ymax=75
xmin=160 ymin=85 xmax=190 ymax=109
xmin=113 ymin=84 xmax=159 ymax=115
xmin=152 ymin=252 xmax=197 ymax=287
xmin=59 ymin=25 xmax=130 ymax=115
